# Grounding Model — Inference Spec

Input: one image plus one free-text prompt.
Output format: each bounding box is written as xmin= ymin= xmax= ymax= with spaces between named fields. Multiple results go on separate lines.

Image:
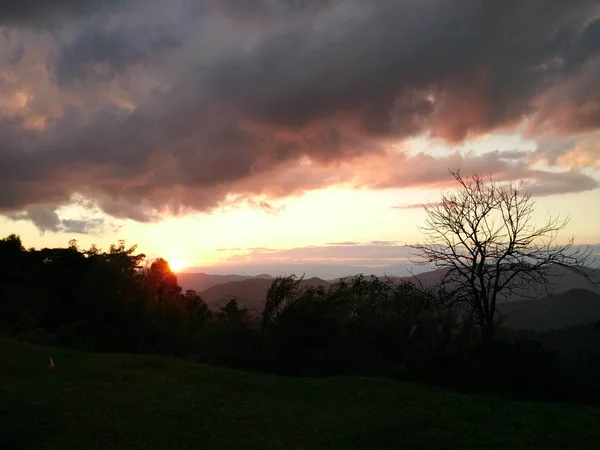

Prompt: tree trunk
xmin=482 ymin=313 xmax=495 ymax=345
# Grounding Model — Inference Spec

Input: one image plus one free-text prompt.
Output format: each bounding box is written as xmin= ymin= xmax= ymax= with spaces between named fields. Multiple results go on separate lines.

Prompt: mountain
xmin=180 ymin=264 xmax=600 ymax=318
xmin=396 ymin=265 xmax=600 ymax=302
xmin=498 ymin=289 xmax=600 ymax=332
xmin=184 ymin=262 xmax=425 ymax=280
xmin=537 ymin=322 xmax=600 ymax=356
xmin=502 ymin=265 xmax=600 ymax=300
xmin=184 ymin=254 xmax=600 ymax=284
xmin=176 ymin=273 xmax=273 ymax=293
xmin=199 ymin=276 xmax=330 ymax=313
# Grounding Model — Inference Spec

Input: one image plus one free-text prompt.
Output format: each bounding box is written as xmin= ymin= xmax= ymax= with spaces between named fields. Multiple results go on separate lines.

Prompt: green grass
xmin=1 ymin=341 xmax=599 ymax=449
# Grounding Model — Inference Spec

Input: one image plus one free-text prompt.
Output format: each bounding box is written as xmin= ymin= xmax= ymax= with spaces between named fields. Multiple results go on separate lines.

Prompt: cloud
xmin=224 ymin=243 xmax=416 ymax=262
xmin=530 ymin=55 xmax=600 ymax=136
xmin=391 ymin=202 xmax=443 ymax=210
xmin=0 ymin=0 xmax=131 ymax=27
xmin=557 ymin=146 xmax=600 ymax=169
xmin=525 ymin=170 xmax=599 ymax=197
xmin=213 ymin=241 xmax=600 ymax=266
xmin=61 ymin=218 xmax=105 ymax=234
xmin=215 ymin=0 xmax=332 ymax=19
xmin=0 ymin=0 xmax=126 ymax=27
xmin=0 ymin=0 xmax=599 ymax=224
xmin=204 ymin=0 xmax=597 ymax=140
xmin=245 ymin=199 xmax=286 ymax=215
xmin=9 ymin=206 xmax=62 ymax=233
xmin=202 ymin=242 xmax=435 ymax=278
xmin=535 ymin=130 xmax=600 ymax=168
xmin=235 ymin=147 xmax=598 ymax=199
xmin=8 ymin=205 xmax=105 ymax=234
xmin=53 ymin=24 xmax=184 ymax=85
xmin=50 ymin=1 xmax=194 ymax=86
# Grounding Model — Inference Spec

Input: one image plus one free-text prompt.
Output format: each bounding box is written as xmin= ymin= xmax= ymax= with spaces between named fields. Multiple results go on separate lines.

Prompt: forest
xmin=1 ymin=232 xmax=599 ymax=404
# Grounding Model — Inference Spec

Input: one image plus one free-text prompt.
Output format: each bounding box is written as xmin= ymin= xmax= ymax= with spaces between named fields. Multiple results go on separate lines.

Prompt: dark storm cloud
xmin=215 ymin=0 xmax=333 ymax=19
xmin=206 ymin=0 xmax=598 ymax=140
xmin=0 ymin=115 xmax=36 ymax=150
xmin=0 ymin=0 xmax=124 ymax=26
xmin=54 ymin=24 xmax=184 ymax=84
xmin=0 ymin=102 xmax=300 ymax=220
xmin=0 ymin=0 xmax=599 ymax=225
xmin=5 ymin=43 xmax=25 ymax=65
xmin=565 ymin=18 xmax=600 ymax=69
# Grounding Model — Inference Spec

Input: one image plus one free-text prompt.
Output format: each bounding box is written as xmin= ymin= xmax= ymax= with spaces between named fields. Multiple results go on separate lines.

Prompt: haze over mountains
xmin=190 ymin=261 xmax=422 ymax=280
xmin=184 ymin=244 xmax=600 ymax=280
xmin=191 ymin=243 xmax=434 ymax=279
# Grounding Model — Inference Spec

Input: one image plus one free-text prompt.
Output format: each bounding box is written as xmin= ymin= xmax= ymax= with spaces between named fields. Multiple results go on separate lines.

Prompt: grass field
xmin=1 ymin=340 xmax=600 ymax=449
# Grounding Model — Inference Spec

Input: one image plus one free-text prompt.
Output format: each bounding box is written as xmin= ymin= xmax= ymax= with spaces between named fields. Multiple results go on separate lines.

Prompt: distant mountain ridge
xmin=181 ymin=261 xmax=422 ymax=280
xmin=198 ymin=276 xmax=330 ymax=312
xmin=176 ymin=272 xmax=273 ymax=293
xmin=178 ymin=265 xmax=600 ymax=315
xmin=498 ymin=289 xmax=600 ymax=332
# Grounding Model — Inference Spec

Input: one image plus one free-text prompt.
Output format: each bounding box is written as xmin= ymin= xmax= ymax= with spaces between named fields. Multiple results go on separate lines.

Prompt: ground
xmin=1 ymin=340 xmax=599 ymax=449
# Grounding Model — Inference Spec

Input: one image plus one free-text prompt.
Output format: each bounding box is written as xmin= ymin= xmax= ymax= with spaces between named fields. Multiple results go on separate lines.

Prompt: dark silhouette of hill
xmin=537 ymin=322 xmax=600 ymax=356
xmin=177 ymin=272 xmax=273 ymax=292
xmin=185 ymin=264 xmax=599 ymax=315
xmin=199 ymin=276 xmax=330 ymax=312
xmin=499 ymin=289 xmax=600 ymax=332
xmin=396 ymin=265 xmax=600 ymax=301
xmin=500 ymin=265 xmax=600 ymax=300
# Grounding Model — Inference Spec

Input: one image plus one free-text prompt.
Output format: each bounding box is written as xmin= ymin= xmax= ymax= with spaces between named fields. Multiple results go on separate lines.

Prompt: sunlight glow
xmin=167 ymin=257 xmax=191 ymax=273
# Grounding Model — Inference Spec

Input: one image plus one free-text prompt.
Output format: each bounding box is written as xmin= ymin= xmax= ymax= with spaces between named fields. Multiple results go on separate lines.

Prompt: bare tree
xmin=410 ymin=170 xmax=597 ymax=341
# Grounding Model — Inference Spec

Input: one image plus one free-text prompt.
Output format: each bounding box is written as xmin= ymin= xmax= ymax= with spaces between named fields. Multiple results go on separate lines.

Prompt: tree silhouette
xmin=217 ymin=297 xmax=248 ymax=328
xmin=411 ymin=170 xmax=597 ymax=341
xmin=144 ymin=258 xmax=181 ymax=303
xmin=262 ymin=275 xmax=305 ymax=330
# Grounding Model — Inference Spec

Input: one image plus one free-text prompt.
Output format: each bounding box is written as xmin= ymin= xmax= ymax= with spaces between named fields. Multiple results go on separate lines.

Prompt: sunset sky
xmin=1 ymin=0 xmax=599 ymax=274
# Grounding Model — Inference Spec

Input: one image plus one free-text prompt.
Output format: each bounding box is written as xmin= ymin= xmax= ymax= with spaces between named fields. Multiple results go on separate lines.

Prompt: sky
xmin=1 ymin=0 xmax=600 ymax=275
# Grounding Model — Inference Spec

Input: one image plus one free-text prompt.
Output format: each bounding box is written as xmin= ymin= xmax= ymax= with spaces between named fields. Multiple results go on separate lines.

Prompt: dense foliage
xmin=1 ymin=234 xmax=599 ymax=403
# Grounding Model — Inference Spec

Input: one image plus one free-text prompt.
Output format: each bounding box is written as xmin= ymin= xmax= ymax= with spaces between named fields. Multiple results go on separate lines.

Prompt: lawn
xmin=1 ymin=340 xmax=599 ymax=449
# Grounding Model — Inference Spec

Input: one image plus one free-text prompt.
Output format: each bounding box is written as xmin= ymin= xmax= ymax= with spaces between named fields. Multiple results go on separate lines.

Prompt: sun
xmin=168 ymin=257 xmax=189 ymax=273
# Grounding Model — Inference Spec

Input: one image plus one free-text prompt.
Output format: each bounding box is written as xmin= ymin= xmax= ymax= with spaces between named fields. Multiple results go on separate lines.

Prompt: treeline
xmin=1 ymin=234 xmax=599 ymax=403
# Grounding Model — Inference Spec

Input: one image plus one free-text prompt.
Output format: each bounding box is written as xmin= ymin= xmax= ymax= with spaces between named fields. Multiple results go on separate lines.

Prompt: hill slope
xmin=177 ymin=272 xmax=273 ymax=293
xmin=2 ymin=341 xmax=600 ymax=449
xmin=498 ymin=289 xmax=600 ymax=331
xmin=200 ymin=277 xmax=330 ymax=312
xmin=399 ymin=265 xmax=600 ymax=301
